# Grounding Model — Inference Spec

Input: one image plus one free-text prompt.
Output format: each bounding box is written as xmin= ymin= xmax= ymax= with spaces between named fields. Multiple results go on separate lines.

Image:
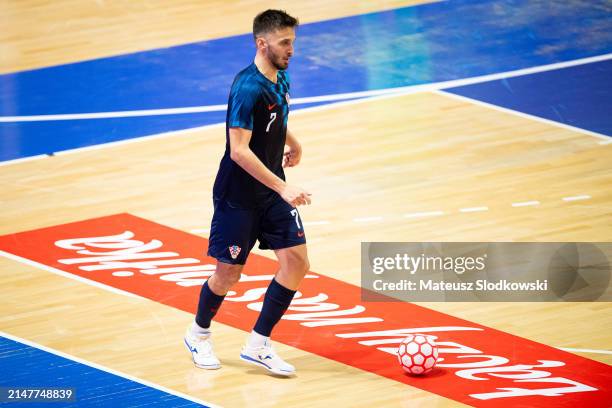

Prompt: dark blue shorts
xmin=207 ymin=195 xmax=306 ymax=265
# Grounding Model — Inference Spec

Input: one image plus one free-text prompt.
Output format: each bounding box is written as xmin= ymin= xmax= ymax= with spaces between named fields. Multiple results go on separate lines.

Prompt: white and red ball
xmin=397 ymin=334 xmax=439 ymax=375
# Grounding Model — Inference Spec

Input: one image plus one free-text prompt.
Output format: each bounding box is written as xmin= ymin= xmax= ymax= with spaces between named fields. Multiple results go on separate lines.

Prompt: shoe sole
xmin=239 ymin=353 xmax=295 ymax=377
xmin=184 ymin=338 xmax=221 ymax=370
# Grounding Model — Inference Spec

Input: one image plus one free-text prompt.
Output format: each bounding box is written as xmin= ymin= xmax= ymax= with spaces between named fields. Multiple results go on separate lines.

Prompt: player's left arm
xmin=283 ymin=128 xmax=302 ymax=168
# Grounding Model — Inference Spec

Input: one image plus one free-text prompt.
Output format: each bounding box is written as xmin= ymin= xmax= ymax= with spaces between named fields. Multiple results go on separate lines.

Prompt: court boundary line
xmin=0 ymin=123 xmax=225 ymax=167
xmin=433 ymin=90 xmax=610 ymax=142
xmin=190 ymin=193 xmax=592 ymax=237
xmin=1 ymin=53 xmax=610 ymax=123
xmin=558 ymin=347 xmax=612 ymax=355
xmin=0 ymin=330 xmax=219 ymax=408
xmin=0 ymin=250 xmax=146 ymax=300
xmin=1 ymin=53 xmax=610 ymax=167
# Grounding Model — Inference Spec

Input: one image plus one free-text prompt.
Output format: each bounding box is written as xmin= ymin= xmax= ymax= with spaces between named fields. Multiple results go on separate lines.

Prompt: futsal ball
xmin=397 ymin=334 xmax=439 ymax=375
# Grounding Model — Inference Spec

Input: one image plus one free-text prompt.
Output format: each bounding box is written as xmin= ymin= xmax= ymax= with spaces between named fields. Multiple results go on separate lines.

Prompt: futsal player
xmin=184 ymin=9 xmax=311 ymax=376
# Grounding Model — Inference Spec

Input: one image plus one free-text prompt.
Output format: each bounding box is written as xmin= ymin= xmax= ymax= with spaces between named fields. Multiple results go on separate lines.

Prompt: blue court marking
xmin=445 ymin=59 xmax=612 ymax=136
xmin=0 ymin=334 xmax=208 ymax=408
xmin=1 ymin=112 xmax=227 ymax=157
xmin=1 ymin=0 xmax=611 ymax=161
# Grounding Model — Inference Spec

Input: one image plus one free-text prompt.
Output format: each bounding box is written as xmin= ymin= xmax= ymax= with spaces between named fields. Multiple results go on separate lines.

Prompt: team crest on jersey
xmin=228 ymin=245 xmax=241 ymax=259
xmin=285 ymin=92 xmax=290 ymax=105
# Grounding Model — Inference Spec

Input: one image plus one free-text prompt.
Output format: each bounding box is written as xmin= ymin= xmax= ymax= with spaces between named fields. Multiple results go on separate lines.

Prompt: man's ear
xmin=255 ymin=37 xmax=267 ymax=51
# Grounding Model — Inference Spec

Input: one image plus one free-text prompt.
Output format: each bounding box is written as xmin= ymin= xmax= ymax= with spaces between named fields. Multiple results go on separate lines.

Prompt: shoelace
xmin=194 ymin=336 xmax=213 ymax=353
xmin=258 ymin=345 xmax=276 ymax=360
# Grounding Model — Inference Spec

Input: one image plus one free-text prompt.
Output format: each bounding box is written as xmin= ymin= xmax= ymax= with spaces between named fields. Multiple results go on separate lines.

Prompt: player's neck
xmin=254 ymin=55 xmax=278 ymax=84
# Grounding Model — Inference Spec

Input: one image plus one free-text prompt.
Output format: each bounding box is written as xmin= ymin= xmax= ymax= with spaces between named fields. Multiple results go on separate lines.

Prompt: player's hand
xmin=283 ymin=144 xmax=302 ymax=168
xmin=280 ymin=184 xmax=311 ymax=206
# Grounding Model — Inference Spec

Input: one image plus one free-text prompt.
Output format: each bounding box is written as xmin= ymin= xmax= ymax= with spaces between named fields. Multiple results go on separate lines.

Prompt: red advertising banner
xmin=1 ymin=213 xmax=610 ymax=407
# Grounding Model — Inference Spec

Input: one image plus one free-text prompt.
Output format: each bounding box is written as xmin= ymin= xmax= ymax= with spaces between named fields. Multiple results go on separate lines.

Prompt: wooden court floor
xmin=1 ymin=1 xmax=611 ymax=407
xmin=2 ymin=90 xmax=611 ymax=407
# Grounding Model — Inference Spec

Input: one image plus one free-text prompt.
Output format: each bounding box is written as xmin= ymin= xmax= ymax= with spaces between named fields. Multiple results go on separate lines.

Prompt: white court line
xmin=0 ymin=93 xmax=384 ymax=166
xmin=191 ymin=221 xmax=331 ymax=233
xmin=459 ymin=206 xmax=489 ymax=213
xmin=353 ymin=216 xmax=383 ymax=223
xmin=0 ymin=154 xmax=49 ymax=167
xmin=0 ymin=331 xmax=219 ymax=408
xmin=558 ymin=347 xmax=612 ymax=355
xmin=1 ymin=54 xmax=610 ymax=166
xmin=1 ymin=53 xmax=610 ymax=123
xmin=0 ymin=250 xmax=144 ymax=300
xmin=303 ymin=220 xmax=331 ymax=226
xmin=0 ymin=123 xmax=225 ymax=167
xmin=403 ymin=211 xmax=445 ymax=218
xmin=511 ymin=201 xmax=540 ymax=207
xmin=562 ymin=195 xmax=591 ymax=202
xmin=434 ymin=90 xmax=610 ymax=141
xmin=0 ymin=104 xmax=228 ymax=122
xmin=53 ymin=122 xmax=225 ymax=156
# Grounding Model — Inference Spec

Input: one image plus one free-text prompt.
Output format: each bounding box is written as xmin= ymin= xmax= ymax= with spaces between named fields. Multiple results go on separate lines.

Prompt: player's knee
xmin=214 ymin=264 xmax=243 ymax=290
xmin=214 ymin=275 xmax=240 ymax=292
xmin=290 ymin=253 xmax=310 ymax=276
xmin=302 ymin=257 xmax=310 ymax=274
xmin=223 ymin=272 xmax=242 ymax=288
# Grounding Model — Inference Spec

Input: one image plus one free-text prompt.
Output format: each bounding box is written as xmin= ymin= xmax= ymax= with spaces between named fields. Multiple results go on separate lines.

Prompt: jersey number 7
xmin=266 ymin=112 xmax=277 ymax=132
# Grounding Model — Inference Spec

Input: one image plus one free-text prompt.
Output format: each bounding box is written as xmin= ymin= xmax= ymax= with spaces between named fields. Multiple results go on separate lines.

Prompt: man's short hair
xmin=253 ymin=9 xmax=299 ymax=39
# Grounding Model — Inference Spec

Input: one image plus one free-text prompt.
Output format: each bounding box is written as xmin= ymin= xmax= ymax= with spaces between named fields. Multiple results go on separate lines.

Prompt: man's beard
xmin=268 ymin=49 xmax=288 ymax=70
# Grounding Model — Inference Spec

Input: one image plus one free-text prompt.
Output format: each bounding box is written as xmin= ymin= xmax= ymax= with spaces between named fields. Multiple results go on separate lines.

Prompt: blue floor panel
xmin=0 ymin=335 xmax=207 ymax=408
xmin=0 ymin=112 xmax=227 ymax=160
xmin=445 ymin=59 xmax=612 ymax=136
xmin=1 ymin=0 xmax=611 ymax=161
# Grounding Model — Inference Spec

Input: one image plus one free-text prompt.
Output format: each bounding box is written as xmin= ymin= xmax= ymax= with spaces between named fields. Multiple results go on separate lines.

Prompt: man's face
xmin=260 ymin=27 xmax=295 ymax=70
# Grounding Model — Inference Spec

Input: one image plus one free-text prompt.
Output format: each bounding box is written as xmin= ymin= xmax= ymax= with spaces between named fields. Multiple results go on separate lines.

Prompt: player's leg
xmin=185 ymin=199 xmax=257 ymax=369
xmin=184 ymin=262 xmax=243 ymax=369
xmin=273 ymin=243 xmax=310 ymax=290
xmin=195 ymin=261 xmax=243 ymax=330
xmin=240 ymin=198 xmax=308 ymax=376
xmin=252 ymin=243 xmax=308 ymax=338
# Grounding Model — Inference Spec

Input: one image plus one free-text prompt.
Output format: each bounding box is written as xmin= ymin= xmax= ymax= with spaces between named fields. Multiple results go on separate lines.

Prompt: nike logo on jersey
xmin=267 ymin=103 xmax=277 ymax=110
xmin=297 ymin=231 xmax=305 ymax=238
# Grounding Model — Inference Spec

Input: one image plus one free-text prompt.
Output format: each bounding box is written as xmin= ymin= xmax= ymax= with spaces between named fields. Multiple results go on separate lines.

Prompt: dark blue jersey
xmin=213 ymin=63 xmax=291 ymax=208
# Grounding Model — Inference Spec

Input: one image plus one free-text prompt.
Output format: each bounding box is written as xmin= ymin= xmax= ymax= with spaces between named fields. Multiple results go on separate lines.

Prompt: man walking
xmin=184 ymin=9 xmax=310 ymax=377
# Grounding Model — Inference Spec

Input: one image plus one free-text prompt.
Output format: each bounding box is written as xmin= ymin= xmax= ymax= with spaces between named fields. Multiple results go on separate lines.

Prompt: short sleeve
xmin=228 ymin=80 xmax=259 ymax=130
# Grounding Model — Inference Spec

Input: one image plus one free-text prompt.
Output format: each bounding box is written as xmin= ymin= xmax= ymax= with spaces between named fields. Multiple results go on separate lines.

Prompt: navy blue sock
xmin=254 ymin=278 xmax=297 ymax=337
xmin=195 ymin=280 xmax=226 ymax=329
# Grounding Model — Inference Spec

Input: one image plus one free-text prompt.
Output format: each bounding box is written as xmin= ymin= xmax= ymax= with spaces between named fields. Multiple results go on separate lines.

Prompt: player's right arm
xmin=229 ymin=127 xmax=311 ymax=206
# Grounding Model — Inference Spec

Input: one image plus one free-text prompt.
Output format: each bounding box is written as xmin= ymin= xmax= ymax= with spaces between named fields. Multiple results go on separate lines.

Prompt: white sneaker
xmin=184 ymin=328 xmax=221 ymax=369
xmin=239 ymin=343 xmax=295 ymax=376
